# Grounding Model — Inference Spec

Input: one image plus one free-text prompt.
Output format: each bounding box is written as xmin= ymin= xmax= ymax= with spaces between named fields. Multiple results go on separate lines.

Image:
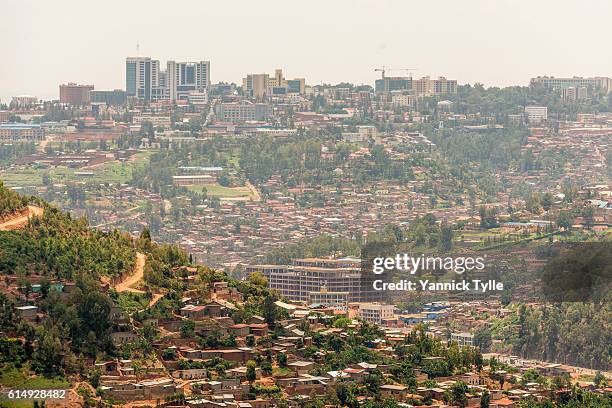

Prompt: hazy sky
xmin=2 ymin=0 xmax=612 ymax=102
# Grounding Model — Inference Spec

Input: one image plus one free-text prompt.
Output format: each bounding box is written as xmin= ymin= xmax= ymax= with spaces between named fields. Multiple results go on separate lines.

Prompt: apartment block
xmin=412 ymin=76 xmax=458 ymax=96
xmin=355 ymin=302 xmax=395 ymax=325
xmin=308 ymin=289 xmax=349 ymax=310
xmin=59 ymin=83 xmax=94 ymax=105
xmin=166 ymin=60 xmax=210 ymax=101
xmin=530 ymin=76 xmax=612 ymax=93
xmin=525 ymin=106 xmax=548 ymax=124
xmin=214 ymin=101 xmax=271 ymax=122
xmin=246 ymin=258 xmax=381 ymax=304
xmin=126 ymin=57 xmax=209 ymax=102
xmin=243 ymin=69 xmax=305 ymax=99
xmin=0 ymin=124 xmax=45 ymax=142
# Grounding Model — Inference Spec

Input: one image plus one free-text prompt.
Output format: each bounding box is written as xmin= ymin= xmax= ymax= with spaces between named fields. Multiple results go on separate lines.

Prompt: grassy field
xmin=0 ymin=151 xmax=152 ymax=188
xmin=116 ymin=291 xmax=150 ymax=313
xmin=0 ymin=366 xmax=70 ymax=389
xmin=187 ymin=184 xmax=253 ymax=198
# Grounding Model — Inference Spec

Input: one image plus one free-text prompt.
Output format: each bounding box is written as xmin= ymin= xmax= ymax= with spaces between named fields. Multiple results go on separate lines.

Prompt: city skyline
xmin=3 ymin=0 xmax=612 ymax=102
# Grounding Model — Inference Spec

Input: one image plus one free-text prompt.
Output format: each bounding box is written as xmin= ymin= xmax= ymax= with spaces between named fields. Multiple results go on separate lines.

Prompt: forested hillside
xmin=0 ymin=180 xmax=33 ymax=218
xmin=489 ymin=303 xmax=612 ymax=370
xmin=0 ymin=181 xmax=136 ymax=280
xmin=0 ymin=181 xmax=278 ymax=385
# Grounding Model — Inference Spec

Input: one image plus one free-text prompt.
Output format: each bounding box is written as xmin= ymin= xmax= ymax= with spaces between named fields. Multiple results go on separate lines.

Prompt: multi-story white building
xmin=126 ymin=57 xmax=166 ymax=101
xmin=391 ymin=92 xmax=416 ymax=108
xmin=356 ymin=302 xmax=395 ymax=325
xmin=451 ymin=332 xmax=475 ymax=347
xmin=525 ymin=106 xmax=548 ymax=124
xmin=126 ymin=57 xmax=210 ymax=102
xmin=309 ymin=289 xmax=349 ymax=310
xmin=166 ymin=61 xmax=210 ymax=101
xmin=530 ymin=76 xmax=612 ymax=93
xmin=214 ymin=101 xmax=271 ymax=122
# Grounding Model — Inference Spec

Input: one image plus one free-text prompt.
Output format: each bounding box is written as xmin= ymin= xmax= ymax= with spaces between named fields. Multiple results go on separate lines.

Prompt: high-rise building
xmin=166 ymin=60 xmax=210 ymax=101
xmin=375 ymin=77 xmax=412 ymax=93
xmin=561 ymin=87 xmax=588 ymax=101
xmin=431 ymin=76 xmax=458 ymax=95
xmin=243 ymin=69 xmax=305 ymax=99
xmin=59 ymin=83 xmax=94 ymax=105
xmin=126 ymin=57 xmax=209 ymax=102
xmin=126 ymin=57 xmax=162 ymax=101
xmin=412 ymin=76 xmax=458 ymax=96
xmin=243 ymin=73 xmax=270 ymax=100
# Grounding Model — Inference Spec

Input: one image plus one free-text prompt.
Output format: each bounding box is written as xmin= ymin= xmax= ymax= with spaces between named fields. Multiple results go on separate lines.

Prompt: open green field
xmin=187 ymin=184 xmax=253 ymax=198
xmin=0 ymin=151 xmax=152 ymax=188
xmin=0 ymin=366 xmax=70 ymax=389
xmin=0 ymin=366 xmax=71 ymax=408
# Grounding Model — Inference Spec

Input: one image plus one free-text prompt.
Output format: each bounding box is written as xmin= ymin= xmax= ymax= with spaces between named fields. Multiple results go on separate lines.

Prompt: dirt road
xmin=115 ymin=252 xmax=146 ymax=292
xmin=0 ymin=205 xmax=44 ymax=231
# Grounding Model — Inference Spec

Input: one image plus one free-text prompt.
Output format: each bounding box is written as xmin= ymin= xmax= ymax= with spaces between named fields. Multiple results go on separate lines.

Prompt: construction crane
xmin=374 ymin=66 xmax=416 ymax=79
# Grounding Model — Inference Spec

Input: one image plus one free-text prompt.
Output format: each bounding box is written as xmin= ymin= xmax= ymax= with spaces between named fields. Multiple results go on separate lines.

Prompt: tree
xmin=480 ymin=389 xmax=490 ymax=408
xmin=526 ymin=193 xmax=542 ymax=215
xmin=479 ymin=206 xmax=499 ymax=229
xmin=263 ymin=295 xmax=277 ymax=326
xmin=556 ymin=211 xmax=572 ymax=231
xmin=246 ymin=360 xmax=257 ymax=382
xmin=581 ymin=207 xmax=594 ymax=229
xmin=180 ymin=320 xmax=195 ymax=338
xmin=246 ymin=334 xmax=255 ymax=347
xmin=541 ymin=193 xmax=553 ymax=211
xmin=364 ymin=371 xmax=383 ymax=396
xmin=89 ymin=369 xmax=101 ymax=388
xmin=138 ymin=227 xmax=152 ymax=250
xmin=277 ymin=352 xmax=287 ymax=368
xmin=474 ymin=327 xmax=492 ymax=352
xmin=261 ymin=360 xmax=273 ymax=376
xmin=439 ymin=222 xmax=454 ymax=251
xmin=448 ymin=381 xmax=468 ymax=408
xmin=593 ymin=371 xmax=607 ymax=388
xmin=248 ymin=272 xmax=268 ymax=287
xmin=31 ymin=330 xmax=64 ymax=376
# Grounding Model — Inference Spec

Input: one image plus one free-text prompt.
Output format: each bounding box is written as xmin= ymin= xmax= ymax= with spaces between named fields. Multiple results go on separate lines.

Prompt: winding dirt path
xmin=0 ymin=205 xmax=44 ymax=231
xmin=115 ymin=252 xmax=146 ymax=292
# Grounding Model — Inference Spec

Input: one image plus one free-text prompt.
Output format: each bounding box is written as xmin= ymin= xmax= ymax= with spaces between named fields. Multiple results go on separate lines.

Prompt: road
xmin=0 ymin=205 xmax=44 ymax=231
xmin=115 ymin=252 xmax=146 ymax=292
